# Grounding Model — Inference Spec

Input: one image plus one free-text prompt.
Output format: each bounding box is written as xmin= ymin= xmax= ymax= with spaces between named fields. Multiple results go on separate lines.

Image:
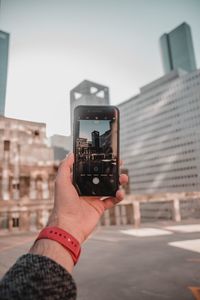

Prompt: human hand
xmin=47 ymin=153 xmax=128 ymax=244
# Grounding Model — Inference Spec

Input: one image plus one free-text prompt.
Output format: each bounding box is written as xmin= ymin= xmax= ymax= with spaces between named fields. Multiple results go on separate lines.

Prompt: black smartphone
xmin=73 ymin=105 xmax=119 ymax=196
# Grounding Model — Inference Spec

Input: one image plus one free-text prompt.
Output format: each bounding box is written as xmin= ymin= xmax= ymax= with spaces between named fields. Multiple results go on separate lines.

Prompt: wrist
xmin=55 ymin=222 xmax=85 ymax=244
xmin=47 ymin=213 xmax=85 ymax=244
xmin=30 ymin=239 xmax=74 ymax=273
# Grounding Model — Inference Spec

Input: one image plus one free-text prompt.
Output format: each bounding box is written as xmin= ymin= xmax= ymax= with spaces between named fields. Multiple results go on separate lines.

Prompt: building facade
xmin=0 ymin=30 xmax=9 ymax=115
xmin=118 ymin=69 xmax=200 ymax=194
xmin=0 ymin=116 xmax=55 ymax=201
xmin=160 ymin=23 xmax=196 ymax=74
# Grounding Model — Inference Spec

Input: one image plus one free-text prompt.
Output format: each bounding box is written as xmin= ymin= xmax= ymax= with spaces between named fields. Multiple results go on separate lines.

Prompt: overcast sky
xmin=0 ymin=0 xmax=200 ymax=136
xmin=80 ymin=120 xmax=110 ymax=141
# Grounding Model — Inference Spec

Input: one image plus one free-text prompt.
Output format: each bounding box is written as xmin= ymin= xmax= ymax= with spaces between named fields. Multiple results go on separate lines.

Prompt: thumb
xmin=56 ymin=153 xmax=74 ymax=184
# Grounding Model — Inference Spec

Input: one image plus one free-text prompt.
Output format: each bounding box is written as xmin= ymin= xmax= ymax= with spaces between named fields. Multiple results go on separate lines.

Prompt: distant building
xmin=160 ymin=23 xmax=196 ymax=74
xmin=49 ymin=134 xmax=71 ymax=160
xmin=0 ymin=116 xmax=55 ymax=201
xmin=70 ymin=80 xmax=110 ymax=132
xmin=51 ymin=146 xmax=68 ymax=161
xmin=92 ymin=130 xmax=100 ymax=148
xmin=50 ymin=134 xmax=71 ymax=150
xmin=100 ymin=130 xmax=112 ymax=154
xmin=66 ymin=80 xmax=110 ymax=151
xmin=0 ymin=30 xmax=9 ymax=115
xmin=76 ymin=137 xmax=88 ymax=148
xmin=118 ymin=69 xmax=200 ymax=194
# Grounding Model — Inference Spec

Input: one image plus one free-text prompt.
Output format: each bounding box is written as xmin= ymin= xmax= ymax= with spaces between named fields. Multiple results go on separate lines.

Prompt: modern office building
xmin=160 ymin=23 xmax=196 ymax=74
xmin=118 ymin=69 xmax=200 ymax=194
xmin=0 ymin=30 xmax=9 ymax=115
xmin=70 ymin=80 xmax=110 ymax=131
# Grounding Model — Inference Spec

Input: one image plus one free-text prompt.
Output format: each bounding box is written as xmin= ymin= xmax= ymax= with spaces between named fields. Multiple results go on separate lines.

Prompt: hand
xmin=47 ymin=153 xmax=128 ymax=244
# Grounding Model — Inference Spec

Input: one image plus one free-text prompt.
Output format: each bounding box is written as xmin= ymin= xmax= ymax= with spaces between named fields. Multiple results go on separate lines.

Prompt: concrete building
xmin=70 ymin=80 xmax=110 ymax=131
xmin=160 ymin=23 xmax=196 ymax=74
xmin=118 ymin=69 xmax=200 ymax=194
xmin=0 ymin=30 xmax=9 ymax=115
xmin=61 ymin=80 xmax=110 ymax=152
xmin=0 ymin=116 xmax=58 ymax=232
xmin=0 ymin=116 xmax=55 ymax=201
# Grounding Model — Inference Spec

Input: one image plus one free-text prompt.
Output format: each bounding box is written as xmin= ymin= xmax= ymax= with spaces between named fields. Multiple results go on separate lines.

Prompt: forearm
xmin=29 ymin=239 xmax=74 ymax=273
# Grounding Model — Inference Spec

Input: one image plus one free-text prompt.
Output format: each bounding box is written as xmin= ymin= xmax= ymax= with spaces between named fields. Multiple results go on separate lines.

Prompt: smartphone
xmin=73 ymin=105 xmax=119 ymax=196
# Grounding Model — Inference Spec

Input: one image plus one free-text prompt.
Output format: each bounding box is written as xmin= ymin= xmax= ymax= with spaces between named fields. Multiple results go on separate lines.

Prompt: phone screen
xmin=73 ymin=106 xmax=119 ymax=196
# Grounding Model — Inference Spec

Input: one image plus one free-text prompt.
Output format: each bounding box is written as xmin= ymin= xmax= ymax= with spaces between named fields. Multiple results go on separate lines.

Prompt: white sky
xmin=0 ymin=0 xmax=200 ymax=136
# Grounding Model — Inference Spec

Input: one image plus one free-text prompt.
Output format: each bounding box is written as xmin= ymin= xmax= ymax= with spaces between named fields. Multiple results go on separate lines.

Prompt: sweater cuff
xmin=0 ymin=253 xmax=77 ymax=300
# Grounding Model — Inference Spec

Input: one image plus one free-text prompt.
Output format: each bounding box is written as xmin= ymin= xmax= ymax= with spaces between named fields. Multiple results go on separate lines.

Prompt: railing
xmin=100 ymin=195 xmax=200 ymax=226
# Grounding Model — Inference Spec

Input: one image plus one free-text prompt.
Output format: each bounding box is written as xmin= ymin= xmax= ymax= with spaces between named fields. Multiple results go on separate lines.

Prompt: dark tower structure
xmin=91 ymin=130 xmax=100 ymax=149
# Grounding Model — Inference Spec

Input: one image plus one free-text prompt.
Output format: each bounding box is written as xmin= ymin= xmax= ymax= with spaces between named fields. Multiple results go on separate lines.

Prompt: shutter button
xmin=93 ymin=177 xmax=100 ymax=184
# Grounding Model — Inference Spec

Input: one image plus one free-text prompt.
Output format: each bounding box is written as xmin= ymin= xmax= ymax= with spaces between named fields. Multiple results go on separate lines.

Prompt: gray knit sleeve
xmin=0 ymin=253 xmax=77 ymax=300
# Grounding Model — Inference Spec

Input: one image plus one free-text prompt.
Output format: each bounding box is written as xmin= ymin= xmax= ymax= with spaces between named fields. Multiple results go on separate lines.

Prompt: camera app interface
xmin=75 ymin=113 xmax=118 ymax=196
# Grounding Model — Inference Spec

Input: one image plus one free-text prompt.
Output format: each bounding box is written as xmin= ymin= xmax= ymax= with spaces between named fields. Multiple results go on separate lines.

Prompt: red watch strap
xmin=36 ymin=227 xmax=81 ymax=265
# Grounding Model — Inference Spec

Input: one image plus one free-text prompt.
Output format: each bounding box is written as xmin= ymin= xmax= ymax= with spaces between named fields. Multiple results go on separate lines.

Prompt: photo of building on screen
xmin=75 ymin=119 xmax=117 ymax=176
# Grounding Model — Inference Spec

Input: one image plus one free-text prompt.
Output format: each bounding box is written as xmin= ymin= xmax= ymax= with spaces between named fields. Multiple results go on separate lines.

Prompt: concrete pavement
xmin=0 ymin=221 xmax=200 ymax=299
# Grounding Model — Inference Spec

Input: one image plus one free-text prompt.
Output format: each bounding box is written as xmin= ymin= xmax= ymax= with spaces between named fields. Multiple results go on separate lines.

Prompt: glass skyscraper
xmin=160 ymin=23 xmax=196 ymax=74
xmin=0 ymin=30 xmax=9 ymax=115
